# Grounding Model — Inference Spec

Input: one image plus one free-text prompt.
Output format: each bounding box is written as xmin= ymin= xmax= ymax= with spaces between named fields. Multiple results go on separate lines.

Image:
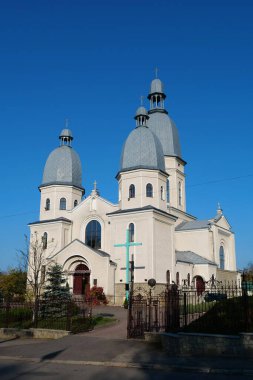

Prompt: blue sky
xmin=0 ymin=0 xmax=252 ymax=270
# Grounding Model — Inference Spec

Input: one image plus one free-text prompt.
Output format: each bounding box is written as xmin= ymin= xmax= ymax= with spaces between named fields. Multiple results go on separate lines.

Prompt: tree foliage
xmin=42 ymin=263 xmax=71 ymax=318
xmin=0 ymin=268 xmax=27 ymax=302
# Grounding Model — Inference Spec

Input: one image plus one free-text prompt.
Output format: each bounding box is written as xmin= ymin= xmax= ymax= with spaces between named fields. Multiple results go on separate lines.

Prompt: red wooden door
xmin=73 ymin=264 xmax=90 ymax=295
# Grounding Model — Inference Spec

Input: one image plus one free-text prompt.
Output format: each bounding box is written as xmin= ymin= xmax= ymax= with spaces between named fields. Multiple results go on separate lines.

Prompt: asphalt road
xmin=0 ymin=360 xmax=247 ymax=380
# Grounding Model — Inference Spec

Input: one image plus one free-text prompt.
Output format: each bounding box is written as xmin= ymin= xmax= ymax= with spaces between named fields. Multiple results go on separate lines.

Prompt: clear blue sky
xmin=0 ymin=0 xmax=252 ymax=270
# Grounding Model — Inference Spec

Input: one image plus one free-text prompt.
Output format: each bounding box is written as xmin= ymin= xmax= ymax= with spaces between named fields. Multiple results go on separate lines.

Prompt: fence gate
xmin=127 ymin=285 xmax=180 ymax=338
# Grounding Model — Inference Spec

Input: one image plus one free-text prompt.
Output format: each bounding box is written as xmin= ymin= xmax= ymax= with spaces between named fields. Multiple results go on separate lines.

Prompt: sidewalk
xmin=0 ymin=306 xmax=253 ymax=376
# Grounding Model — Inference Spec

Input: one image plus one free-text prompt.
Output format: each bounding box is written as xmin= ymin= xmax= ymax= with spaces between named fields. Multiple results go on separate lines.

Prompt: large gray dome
xmin=120 ymin=126 xmax=165 ymax=173
xmin=41 ymin=145 xmax=83 ymax=190
xmin=147 ymin=112 xmax=182 ymax=158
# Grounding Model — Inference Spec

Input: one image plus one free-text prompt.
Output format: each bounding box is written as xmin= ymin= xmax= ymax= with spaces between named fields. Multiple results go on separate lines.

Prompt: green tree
xmin=42 ymin=263 xmax=71 ymax=318
xmin=0 ymin=268 xmax=27 ymax=302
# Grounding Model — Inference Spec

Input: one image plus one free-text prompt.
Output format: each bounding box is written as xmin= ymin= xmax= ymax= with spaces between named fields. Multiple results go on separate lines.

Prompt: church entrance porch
xmin=73 ymin=263 xmax=90 ymax=296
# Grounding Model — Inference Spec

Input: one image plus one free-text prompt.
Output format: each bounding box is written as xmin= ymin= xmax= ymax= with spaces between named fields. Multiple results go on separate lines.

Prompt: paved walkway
xmin=0 ymin=306 xmax=253 ymax=376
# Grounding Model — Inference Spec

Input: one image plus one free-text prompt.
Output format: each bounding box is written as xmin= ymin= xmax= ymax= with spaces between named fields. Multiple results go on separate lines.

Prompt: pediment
xmin=213 ymin=215 xmax=231 ymax=230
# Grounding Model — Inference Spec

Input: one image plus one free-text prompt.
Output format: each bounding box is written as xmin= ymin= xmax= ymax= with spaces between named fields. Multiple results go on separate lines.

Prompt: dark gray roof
xmin=120 ymin=125 xmax=165 ymax=173
xmin=175 ymin=220 xmax=211 ymax=231
xmin=41 ymin=145 xmax=83 ymax=190
xmin=147 ymin=112 xmax=182 ymax=158
xmin=107 ymin=205 xmax=177 ymax=220
xmin=176 ymin=251 xmax=217 ymax=266
xmin=28 ymin=217 xmax=72 ymax=226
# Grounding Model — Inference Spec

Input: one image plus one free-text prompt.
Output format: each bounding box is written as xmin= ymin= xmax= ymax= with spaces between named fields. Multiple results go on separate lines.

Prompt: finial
xmin=217 ymin=202 xmax=223 ymax=215
xmin=155 ymin=67 xmax=158 ymax=78
xmin=91 ymin=180 xmax=100 ymax=196
xmin=140 ymin=95 xmax=144 ymax=106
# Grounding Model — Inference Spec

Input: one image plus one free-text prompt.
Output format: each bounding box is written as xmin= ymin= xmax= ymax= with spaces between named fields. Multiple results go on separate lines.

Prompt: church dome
xmin=149 ymin=78 xmax=165 ymax=96
xmin=147 ymin=112 xmax=182 ymax=158
xmin=120 ymin=125 xmax=165 ymax=173
xmin=147 ymin=76 xmax=182 ymax=158
xmin=135 ymin=106 xmax=148 ymax=117
xmin=40 ymin=130 xmax=84 ymax=191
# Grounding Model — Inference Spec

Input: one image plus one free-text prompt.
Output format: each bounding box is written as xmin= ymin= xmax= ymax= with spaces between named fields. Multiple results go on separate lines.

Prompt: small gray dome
xmin=147 ymin=112 xmax=182 ymax=158
xmin=41 ymin=145 xmax=83 ymax=190
xmin=120 ymin=126 xmax=165 ymax=172
xmin=135 ymin=106 xmax=148 ymax=117
xmin=59 ymin=129 xmax=73 ymax=140
xmin=150 ymin=78 xmax=164 ymax=95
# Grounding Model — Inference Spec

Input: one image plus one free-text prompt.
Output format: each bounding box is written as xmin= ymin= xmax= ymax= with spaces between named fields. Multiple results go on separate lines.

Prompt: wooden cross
xmin=114 ymin=229 xmax=142 ymax=300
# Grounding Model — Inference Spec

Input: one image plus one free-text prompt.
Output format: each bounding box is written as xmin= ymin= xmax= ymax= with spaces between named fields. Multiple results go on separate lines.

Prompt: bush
xmin=86 ymin=286 xmax=108 ymax=305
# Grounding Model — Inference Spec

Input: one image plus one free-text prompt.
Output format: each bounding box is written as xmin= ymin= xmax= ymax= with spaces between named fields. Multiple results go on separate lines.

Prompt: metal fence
xmin=128 ymin=277 xmax=253 ymax=338
xmin=0 ymin=298 xmax=94 ymax=333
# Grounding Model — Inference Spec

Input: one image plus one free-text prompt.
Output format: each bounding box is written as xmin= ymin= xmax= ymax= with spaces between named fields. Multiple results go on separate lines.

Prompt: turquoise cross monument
xmin=114 ymin=229 xmax=142 ymax=300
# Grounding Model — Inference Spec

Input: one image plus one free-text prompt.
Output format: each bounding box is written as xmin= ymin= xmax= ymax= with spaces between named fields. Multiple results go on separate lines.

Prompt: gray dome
xmin=147 ymin=112 xmax=182 ymax=158
xmin=135 ymin=106 xmax=148 ymax=117
xmin=41 ymin=145 xmax=83 ymax=190
xmin=59 ymin=129 xmax=73 ymax=140
xmin=120 ymin=126 xmax=165 ymax=172
xmin=150 ymin=78 xmax=164 ymax=95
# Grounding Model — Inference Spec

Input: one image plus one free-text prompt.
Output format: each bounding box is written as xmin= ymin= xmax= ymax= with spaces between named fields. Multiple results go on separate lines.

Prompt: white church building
xmin=28 ymin=76 xmax=237 ymax=303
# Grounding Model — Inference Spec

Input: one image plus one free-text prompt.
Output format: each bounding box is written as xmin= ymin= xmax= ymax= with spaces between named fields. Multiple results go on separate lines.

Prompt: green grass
xmin=183 ymin=296 xmax=253 ymax=335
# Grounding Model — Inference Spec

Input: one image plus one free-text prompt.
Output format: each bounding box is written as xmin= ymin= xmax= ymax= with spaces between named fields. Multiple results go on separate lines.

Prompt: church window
xmin=85 ymin=220 xmax=101 ymax=249
xmin=146 ymin=183 xmax=153 ymax=197
xmin=166 ymin=179 xmax=170 ymax=203
xmin=129 ymin=184 xmax=135 ymax=199
xmin=176 ymin=272 xmax=180 ymax=286
xmin=45 ymin=198 xmax=50 ymax=211
xmin=178 ymin=182 xmax=182 ymax=206
xmin=60 ymin=197 xmax=66 ymax=210
xmin=129 ymin=223 xmax=135 ymax=242
xmin=74 ymin=200 xmax=78 ymax=207
xmin=42 ymin=232 xmax=47 ymax=250
xmin=160 ymin=186 xmax=164 ymax=200
xmin=219 ymin=246 xmax=225 ymax=270
xmin=166 ymin=270 xmax=170 ymax=284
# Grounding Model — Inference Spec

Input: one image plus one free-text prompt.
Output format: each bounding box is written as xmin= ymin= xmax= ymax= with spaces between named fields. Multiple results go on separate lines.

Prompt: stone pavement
xmin=0 ymin=306 xmax=253 ymax=376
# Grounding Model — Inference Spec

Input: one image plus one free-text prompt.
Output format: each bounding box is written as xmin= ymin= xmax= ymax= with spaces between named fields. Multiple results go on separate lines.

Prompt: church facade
xmin=29 ymin=76 xmax=237 ymax=303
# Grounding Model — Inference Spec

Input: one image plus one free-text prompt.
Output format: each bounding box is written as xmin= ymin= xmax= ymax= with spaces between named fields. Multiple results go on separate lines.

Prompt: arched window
xmin=129 ymin=184 xmax=135 ymax=199
xmin=146 ymin=183 xmax=153 ymax=197
xmin=129 ymin=223 xmax=134 ymax=242
xmin=219 ymin=246 xmax=225 ymax=270
xmin=60 ymin=197 xmax=66 ymax=210
xmin=74 ymin=200 xmax=78 ymax=207
xmin=178 ymin=182 xmax=182 ymax=206
xmin=45 ymin=198 xmax=50 ymax=211
xmin=176 ymin=272 xmax=180 ymax=286
xmin=42 ymin=232 xmax=47 ymax=250
xmin=85 ymin=220 xmax=101 ymax=249
xmin=187 ymin=273 xmax=191 ymax=286
xmin=166 ymin=179 xmax=170 ymax=203
xmin=166 ymin=270 xmax=170 ymax=284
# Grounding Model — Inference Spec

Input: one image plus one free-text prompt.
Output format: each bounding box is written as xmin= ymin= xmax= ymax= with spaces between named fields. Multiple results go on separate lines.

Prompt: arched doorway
xmin=195 ymin=276 xmax=205 ymax=296
xmin=73 ymin=264 xmax=90 ymax=296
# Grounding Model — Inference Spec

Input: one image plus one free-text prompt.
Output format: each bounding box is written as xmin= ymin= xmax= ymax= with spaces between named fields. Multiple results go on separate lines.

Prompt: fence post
xmin=5 ymin=300 xmax=10 ymax=328
xmin=183 ymin=291 xmax=187 ymax=327
xmin=66 ymin=301 xmax=71 ymax=331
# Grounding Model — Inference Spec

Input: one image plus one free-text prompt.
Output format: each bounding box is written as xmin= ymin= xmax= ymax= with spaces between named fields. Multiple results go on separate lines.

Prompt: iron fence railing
xmin=0 ymin=298 xmax=94 ymax=333
xmin=128 ymin=279 xmax=253 ymax=338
